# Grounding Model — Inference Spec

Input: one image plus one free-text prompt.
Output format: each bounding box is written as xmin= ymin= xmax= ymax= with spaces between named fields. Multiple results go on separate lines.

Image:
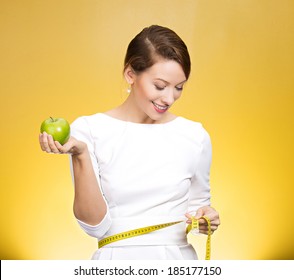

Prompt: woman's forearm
xmin=71 ymin=150 xmax=107 ymax=225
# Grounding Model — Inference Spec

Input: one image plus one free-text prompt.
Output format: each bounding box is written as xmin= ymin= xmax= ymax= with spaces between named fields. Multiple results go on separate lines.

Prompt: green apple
xmin=40 ymin=117 xmax=70 ymax=145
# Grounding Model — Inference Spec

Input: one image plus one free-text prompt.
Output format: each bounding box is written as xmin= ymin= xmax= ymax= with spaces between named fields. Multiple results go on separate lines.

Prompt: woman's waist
xmin=100 ymin=215 xmax=188 ymax=247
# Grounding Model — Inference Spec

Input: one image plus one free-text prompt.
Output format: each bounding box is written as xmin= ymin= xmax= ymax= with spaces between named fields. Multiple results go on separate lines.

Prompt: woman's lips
xmin=152 ymin=101 xmax=169 ymax=113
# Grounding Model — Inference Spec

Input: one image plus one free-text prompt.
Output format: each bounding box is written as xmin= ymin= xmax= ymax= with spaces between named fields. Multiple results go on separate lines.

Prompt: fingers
xmin=198 ymin=216 xmax=220 ymax=227
xmin=55 ymin=140 xmax=73 ymax=154
xmin=48 ymin=135 xmax=60 ymax=153
xmin=198 ymin=223 xmax=219 ymax=235
xmin=195 ymin=208 xmax=204 ymax=219
xmin=54 ymin=140 xmax=67 ymax=153
xmin=39 ymin=132 xmax=50 ymax=153
xmin=185 ymin=206 xmax=221 ymax=235
xmin=39 ymin=134 xmax=84 ymax=156
xmin=185 ymin=213 xmax=193 ymax=220
xmin=199 ymin=213 xmax=220 ymax=235
xmin=39 ymin=132 xmax=64 ymax=154
xmin=185 ymin=212 xmax=218 ymax=225
xmin=196 ymin=206 xmax=221 ymax=226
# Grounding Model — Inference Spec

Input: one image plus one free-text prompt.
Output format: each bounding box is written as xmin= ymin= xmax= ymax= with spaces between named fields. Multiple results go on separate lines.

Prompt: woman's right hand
xmin=39 ymin=132 xmax=87 ymax=156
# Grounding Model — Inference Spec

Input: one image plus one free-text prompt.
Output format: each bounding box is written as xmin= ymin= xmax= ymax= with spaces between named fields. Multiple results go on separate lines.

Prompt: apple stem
xmin=50 ymin=116 xmax=54 ymax=122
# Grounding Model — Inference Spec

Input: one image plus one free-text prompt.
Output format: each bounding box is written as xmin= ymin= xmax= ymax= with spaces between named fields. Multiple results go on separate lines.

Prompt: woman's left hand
xmin=185 ymin=206 xmax=220 ymax=235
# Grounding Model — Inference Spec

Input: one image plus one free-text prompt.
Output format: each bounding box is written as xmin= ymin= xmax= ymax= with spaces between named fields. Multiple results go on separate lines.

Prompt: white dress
xmin=70 ymin=113 xmax=212 ymax=260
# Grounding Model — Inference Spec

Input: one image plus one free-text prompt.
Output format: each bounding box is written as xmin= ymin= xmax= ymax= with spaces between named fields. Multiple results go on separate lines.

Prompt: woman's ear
xmin=124 ymin=66 xmax=136 ymax=85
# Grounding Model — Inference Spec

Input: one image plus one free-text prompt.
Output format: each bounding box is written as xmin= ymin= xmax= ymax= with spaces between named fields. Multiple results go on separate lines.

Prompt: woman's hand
xmin=185 ymin=205 xmax=220 ymax=235
xmin=39 ymin=132 xmax=87 ymax=156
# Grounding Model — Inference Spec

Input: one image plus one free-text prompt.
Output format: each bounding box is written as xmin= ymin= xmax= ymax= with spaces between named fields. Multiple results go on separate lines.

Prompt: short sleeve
xmin=69 ymin=116 xmax=112 ymax=238
xmin=187 ymin=128 xmax=212 ymax=214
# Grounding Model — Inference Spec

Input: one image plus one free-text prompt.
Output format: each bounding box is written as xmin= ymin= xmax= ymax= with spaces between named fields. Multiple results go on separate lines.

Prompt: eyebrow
xmin=154 ymin=78 xmax=187 ymax=86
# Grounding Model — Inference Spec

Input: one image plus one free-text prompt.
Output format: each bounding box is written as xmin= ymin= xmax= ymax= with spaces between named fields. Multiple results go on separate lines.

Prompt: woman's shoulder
xmin=175 ymin=116 xmax=211 ymax=144
xmin=71 ymin=112 xmax=112 ymax=126
xmin=176 ymin=116 xmax=207 ymax=132
xmin=70 ymin=113 xmax=120 ymax=142
xmin=177 ymin=116 xmax=203 ymax=126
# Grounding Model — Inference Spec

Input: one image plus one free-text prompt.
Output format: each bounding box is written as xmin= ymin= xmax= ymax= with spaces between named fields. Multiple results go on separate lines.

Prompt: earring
xmin=126 ymin=84 xmax=131 ymax=94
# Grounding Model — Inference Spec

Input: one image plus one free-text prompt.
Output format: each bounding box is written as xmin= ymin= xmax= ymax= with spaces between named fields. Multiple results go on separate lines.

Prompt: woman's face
xmin=126 ymin=59 xmax=187 ymax=123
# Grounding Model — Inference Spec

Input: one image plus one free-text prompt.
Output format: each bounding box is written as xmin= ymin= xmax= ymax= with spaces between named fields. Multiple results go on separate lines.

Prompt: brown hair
xmin=124 ymin=25 xmax=191 ymax=79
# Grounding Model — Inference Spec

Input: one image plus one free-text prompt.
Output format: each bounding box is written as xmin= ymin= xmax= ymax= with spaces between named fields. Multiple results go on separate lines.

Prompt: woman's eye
xmin=176 ymin=87 xmax=183 ymax=91
xmin=155 ymin=85 xmax=165 ymax=91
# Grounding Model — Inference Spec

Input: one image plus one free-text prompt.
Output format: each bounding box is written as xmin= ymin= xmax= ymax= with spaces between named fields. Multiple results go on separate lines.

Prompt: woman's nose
xmin=161 ymin=89 xmax=175 ymax=106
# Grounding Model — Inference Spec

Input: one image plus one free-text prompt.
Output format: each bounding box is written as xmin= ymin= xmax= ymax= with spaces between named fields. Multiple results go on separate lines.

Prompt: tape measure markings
xmin=98 ymin=221 xmax=182 ymax=248
xmin=98 ymin=217 xmax=211 ymax=260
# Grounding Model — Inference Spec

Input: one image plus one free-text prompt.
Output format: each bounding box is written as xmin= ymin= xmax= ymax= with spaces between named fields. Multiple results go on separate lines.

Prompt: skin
xmin=39 ymin=132 xmax=107 ymax=225
xmin=39 ymin=58 xmax=220 ymax=234
xmin=108 ymin=59 xmax=186 ymax=124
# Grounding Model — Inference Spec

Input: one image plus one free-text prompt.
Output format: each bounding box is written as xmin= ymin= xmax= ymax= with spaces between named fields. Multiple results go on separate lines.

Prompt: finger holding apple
xmin=39 ymin=132 xmax=54 ymax=153
xmin=40 ymin=117 xmax=70 ymax=145
xmin=39 ymin=117 xmax=87 ymax=155
xmin=39 ymin=131 xmax=63 ymax=154
xmin=41 ymin=134 xmax=87 ymax=155
xmin=40 ymin=116 xmax=71 ymax=154
xmin=54 ymin=136 xmax=87 ymax=155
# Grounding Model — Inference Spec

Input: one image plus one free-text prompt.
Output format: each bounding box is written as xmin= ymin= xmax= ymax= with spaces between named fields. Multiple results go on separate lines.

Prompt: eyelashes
xmin=155 ymin=85 xmax=165 ymax=91
xmin=154 ymin=85 xmax=183 ymax=91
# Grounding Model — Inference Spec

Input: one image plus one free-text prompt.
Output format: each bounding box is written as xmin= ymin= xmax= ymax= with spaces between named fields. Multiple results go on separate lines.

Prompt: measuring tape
xmin=98 ymin=216 xmax=211 ymax=260
xmin=186 ymin=216 xmax=211 ymax=260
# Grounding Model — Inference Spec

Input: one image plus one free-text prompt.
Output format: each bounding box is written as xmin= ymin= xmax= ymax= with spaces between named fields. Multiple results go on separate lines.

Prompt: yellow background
xmin=0 ymin=0 xmax=293 ymax=260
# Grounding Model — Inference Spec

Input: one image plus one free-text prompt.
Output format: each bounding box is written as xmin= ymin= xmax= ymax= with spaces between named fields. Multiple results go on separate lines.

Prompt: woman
xmin=39 ymin=25 xmax=220 ymax=260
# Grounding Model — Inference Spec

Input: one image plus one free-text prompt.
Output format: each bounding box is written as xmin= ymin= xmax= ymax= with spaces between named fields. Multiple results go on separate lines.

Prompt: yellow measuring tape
xmin=98 ymin=216 xmax=212 ymax=260
xmin=186 ymin=216 xmax=211 ymax=260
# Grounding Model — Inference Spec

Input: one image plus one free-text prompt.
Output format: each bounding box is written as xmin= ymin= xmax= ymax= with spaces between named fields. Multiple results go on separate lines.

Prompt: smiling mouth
xmin=152 ymin=101 xmax=169 ymax=112
xmin=152 ymin=101 xmax=169 ymax=110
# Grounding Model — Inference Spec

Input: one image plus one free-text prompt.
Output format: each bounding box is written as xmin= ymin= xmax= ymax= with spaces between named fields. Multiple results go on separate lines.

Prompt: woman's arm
xmin=70 ymin=147 xmax=107 ymax=225
xmin=185 ymin=127 xmax=220 ymax=235
xmin=39 ymin=132 xmax=107 ymax=225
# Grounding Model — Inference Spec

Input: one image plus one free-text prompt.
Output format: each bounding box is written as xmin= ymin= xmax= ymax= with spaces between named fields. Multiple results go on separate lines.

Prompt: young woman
xmin=39 ymin=25 xmax=220 ymax=260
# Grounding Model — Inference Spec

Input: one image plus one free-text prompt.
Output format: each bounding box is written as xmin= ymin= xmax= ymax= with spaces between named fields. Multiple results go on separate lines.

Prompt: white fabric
xmin=70 ymin=113 xmax=212 ymax=260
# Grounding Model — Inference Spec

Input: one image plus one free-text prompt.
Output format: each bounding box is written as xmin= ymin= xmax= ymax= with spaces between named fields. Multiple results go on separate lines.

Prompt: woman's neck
xmin=104 ymin=95 xmax=176 ymax=124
